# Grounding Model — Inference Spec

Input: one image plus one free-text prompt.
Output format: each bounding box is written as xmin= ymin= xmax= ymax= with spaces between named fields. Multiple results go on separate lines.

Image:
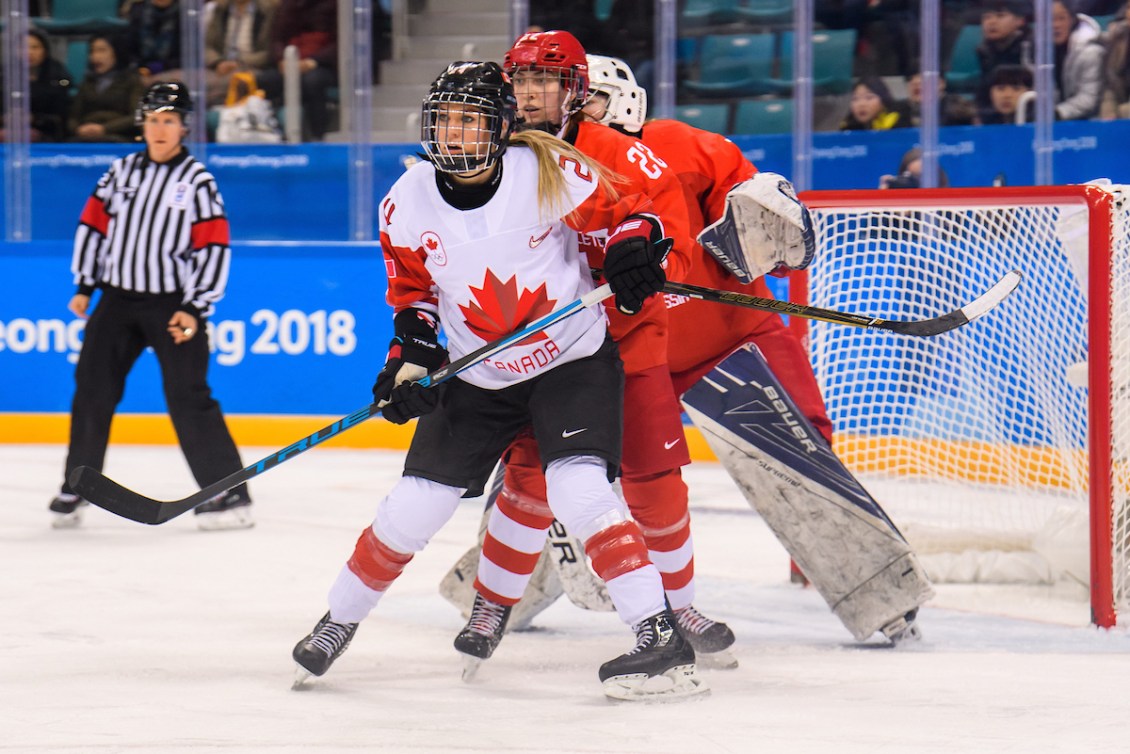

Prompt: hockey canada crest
xmin=460 ymin=270 xmax=557 ymax=345
xmin=420 ymin=231 xmax=447 ymax=266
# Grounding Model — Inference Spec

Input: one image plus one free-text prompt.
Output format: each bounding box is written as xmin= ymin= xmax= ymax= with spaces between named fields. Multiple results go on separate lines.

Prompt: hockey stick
xmin=69 ymin=283 xmax=615 ymax=525
xmin=663 ymin=270 xmax=1022 ymax=337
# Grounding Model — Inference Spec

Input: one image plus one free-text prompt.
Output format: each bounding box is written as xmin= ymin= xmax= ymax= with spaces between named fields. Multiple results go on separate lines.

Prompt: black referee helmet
xmin=136 ymin=82 xmax=193 ymax=127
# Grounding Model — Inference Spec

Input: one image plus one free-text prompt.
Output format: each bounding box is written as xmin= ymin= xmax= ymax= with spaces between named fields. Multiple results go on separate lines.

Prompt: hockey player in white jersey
xmin=292 ymin=61 xmax=705 ymax=701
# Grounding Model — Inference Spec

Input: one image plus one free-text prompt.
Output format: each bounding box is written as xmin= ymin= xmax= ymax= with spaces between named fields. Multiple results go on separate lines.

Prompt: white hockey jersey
xmin=379 ymin=147 xmax=628 ymax=390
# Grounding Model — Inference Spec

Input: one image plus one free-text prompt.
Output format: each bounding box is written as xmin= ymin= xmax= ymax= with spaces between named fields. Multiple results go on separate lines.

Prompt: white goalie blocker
xmin=698 ymin=172 xmax=816 ymax=284
xmin=682 ymin=345 xmax=935 ymax=642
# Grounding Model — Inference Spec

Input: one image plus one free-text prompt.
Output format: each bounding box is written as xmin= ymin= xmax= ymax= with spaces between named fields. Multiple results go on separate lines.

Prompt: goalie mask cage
xmin=795 ymin=185 xmax=1128 ymax=628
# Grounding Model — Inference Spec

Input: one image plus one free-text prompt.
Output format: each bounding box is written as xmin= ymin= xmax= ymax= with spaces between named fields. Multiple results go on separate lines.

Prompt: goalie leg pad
xmin=682 ymin=345 xmax=934 ymax=641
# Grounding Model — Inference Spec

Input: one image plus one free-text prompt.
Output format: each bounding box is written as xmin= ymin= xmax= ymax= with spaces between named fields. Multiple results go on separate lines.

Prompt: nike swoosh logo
xmin=562 ymin=428 xmax=588 ymax=438
xmin=664 ymin=439 xmax=681 ymax=450
xmin=529 ymin=227 xmax=553 ymax=248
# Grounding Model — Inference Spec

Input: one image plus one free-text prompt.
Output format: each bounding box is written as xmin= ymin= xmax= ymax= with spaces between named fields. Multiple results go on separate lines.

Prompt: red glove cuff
xmin=607 ymin=214 xmax=661 ymax=248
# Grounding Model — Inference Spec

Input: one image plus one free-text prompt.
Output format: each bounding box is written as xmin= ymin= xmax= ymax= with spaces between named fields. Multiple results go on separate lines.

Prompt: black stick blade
xmin=69 ymin=466 xmax=206 ymax=525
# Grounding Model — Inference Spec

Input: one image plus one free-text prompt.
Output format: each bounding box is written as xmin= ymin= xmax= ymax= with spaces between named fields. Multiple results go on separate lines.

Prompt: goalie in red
xmin=291 ymin=61 xmax=706 ymax=701
xmin=584 ymin=54 xmax=933 ymax=643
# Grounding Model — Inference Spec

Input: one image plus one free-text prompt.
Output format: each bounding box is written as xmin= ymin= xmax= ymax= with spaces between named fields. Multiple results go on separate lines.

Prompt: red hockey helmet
xmin=503 ymin=31 xmax=590 ymax=131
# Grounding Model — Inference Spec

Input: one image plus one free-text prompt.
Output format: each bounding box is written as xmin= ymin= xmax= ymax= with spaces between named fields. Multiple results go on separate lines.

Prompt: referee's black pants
xmin=62 ymin=289 xmax=249 ymax=501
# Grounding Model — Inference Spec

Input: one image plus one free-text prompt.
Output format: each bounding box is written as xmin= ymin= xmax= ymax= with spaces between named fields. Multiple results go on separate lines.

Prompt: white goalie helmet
xmin=585 ymin=55 xmax=647 ymax=133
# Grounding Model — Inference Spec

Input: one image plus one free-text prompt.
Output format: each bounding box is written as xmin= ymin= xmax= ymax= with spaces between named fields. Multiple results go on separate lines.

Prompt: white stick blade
xmin=960 ymin=270 xmax=1022 ymax=323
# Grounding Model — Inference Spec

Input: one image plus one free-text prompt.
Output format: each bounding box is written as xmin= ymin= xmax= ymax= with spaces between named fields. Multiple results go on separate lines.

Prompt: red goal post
xmin=793 ymin=185 xmax=1124 ymax=627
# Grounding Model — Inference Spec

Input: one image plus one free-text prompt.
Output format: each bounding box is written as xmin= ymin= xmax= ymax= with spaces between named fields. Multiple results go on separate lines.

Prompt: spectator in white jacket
xmin=1053 ymin=0 xmax=1106 ymax=119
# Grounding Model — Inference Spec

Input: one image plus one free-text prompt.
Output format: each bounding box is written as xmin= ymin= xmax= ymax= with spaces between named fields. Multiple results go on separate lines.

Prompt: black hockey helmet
xmin=421 ymin=61 xmax=517 ymax=174
xmin=135 ymin=81 xmax=193 ymax=127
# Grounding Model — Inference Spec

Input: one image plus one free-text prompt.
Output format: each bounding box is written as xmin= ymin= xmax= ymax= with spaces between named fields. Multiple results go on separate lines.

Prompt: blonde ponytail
xmin=508 ymin=130 xmax=621 ymax=223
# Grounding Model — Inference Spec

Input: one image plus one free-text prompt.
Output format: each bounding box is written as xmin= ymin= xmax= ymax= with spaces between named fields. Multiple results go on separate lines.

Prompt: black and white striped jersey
xmin=72 ymin=148 xmax=232 ymax=317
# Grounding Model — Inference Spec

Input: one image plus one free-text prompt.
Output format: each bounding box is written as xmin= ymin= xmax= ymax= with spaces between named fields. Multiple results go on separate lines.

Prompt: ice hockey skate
xmin=291 ymin=611 xmax=358 ymax=688
xmin=674 ymin=605 xmax=738 ymax=669
xmin=49 ymin=493 xmax=88 ymax=529
xmin=881 ymin=609 xmax=923 ymax=646
xmin=454 ymin=593 xmax=511 ymax=681
xmin=599 ymin=610 xmax=708 ymax=702
xmin=194 ymin=491 xmax=253 ymax=531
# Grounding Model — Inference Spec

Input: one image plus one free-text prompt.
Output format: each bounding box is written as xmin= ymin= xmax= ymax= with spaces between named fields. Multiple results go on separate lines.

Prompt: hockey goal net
xmin=795 ymin=185 xmax=1129 ymax=627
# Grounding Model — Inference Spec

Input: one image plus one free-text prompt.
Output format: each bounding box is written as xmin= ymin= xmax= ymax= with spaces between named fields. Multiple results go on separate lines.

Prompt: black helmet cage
xmin=136 ymin=82 xmax=193 ymax=128
xmin=421 ymin=63 xmax=517 ymax=174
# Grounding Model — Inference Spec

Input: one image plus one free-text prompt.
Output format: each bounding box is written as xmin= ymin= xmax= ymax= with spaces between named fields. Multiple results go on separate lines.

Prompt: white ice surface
xmin=3 ymin=444 xmax=1128 ymax=753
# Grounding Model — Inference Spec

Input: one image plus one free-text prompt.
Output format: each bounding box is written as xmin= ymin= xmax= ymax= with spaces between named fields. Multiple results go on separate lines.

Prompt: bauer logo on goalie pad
xmin=684 ymin=345 xmax=896 ymax=530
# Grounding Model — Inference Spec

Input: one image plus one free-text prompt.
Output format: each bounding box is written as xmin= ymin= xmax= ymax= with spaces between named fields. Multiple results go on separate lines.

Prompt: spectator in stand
xmin=879 ymin=147 xmax=951 ymax=189
xmin=1052 ymin=0 xmax=1105 ymax=120
xmin=69 ymin=34 xmax=145 ymax=143
xmin=980 ymin=63 xmax=1036 ymax=123
xmin=203 ymin=0 xmax=280 ymax=107
xmin=0 ymin=28 xmax=75 ymax=142
xmin=260 ymin=0 xmax=339 ymax=141
xmin=126 ymin=0 xmax=184 ymax=86
xmin=1100 ymin=2 xmax=1130 ymax=119
xmin=975 ymin=0 xmax=1032 ymax=121
xmin=902 ymin=69 xmax=977 ymax=126
xmin=839 ymin=76 xmax=913 ymax=130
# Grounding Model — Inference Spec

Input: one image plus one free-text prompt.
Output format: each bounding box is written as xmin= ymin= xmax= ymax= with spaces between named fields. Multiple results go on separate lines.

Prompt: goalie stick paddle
xmin=664 ymin=270 xmax=1022 ymax=337
xmin=69 ymin=283 xmax=615 ymax=526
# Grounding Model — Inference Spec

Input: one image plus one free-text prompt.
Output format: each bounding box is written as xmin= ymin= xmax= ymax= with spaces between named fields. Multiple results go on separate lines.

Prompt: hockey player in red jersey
xmin=455 ymin=30 xmax=744 ymax=667
xmin=581 ymin=54 xmax=831 ymax=439
xmin=583 ymin=55 xmax=929 ymax=643
xmin=292 ymin=61 xmax=705 ymax=701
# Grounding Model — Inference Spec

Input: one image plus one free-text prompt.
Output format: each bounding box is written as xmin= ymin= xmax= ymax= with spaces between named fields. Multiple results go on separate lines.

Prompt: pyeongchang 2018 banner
xmin=0 ymin=241 xmax=391 ymax=416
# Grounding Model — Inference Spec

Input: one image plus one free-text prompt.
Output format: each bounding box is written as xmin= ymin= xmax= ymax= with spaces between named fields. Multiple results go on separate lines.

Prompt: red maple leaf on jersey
xmin=425 ymin=237 xmax=438 ymax=251
xmin=459 ymin=270 xmax=557 ymax=345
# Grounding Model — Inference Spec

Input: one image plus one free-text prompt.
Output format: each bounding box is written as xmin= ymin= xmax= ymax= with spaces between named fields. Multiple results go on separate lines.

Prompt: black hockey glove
xmin=603 ymin=215 xmax=671 ymax=315
xmin=381 ymin=382 xmax=441 ymax=425
xmin=373 ymin=308 xmax=448 ymax=423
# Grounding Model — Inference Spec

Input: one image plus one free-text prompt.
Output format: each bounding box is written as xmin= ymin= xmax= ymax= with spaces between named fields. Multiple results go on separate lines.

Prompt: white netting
xmin=803 ymin=187 xmax=1130 ymax=623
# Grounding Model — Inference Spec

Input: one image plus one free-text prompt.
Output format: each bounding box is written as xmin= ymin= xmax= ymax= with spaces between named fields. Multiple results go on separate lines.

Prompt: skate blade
xmin=460 ymin=654 xmax=483 ymax=683
xmin=885 ymin=620 xmax=923 ymax=647
xmin=291 ymin=664 xmax=315 ymax=690
xmin=695 ymin=648 xmax=739 ymax=670
xmin=196 ymin=509 xmax=255 ymax=531
xmin=51 ymin=510 xmax=85 ymax=529
xmin=601 ymin=664 xmax=710 ymax=702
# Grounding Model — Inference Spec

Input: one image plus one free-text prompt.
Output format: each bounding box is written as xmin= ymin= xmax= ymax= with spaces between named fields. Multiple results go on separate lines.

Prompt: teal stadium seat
xmin=683 ymin=33 xmax=776 ymax=97
xmin=595 ymin=0 xmax=615 ymax=22
xmin=34 ymin=0 xmax=127 ymax=35
xmin=766 ymin=29 xmax=857 ymax=95
xmin=677 ymin=37 xmax=701 ymax=68
xmin=682 ymin=0 xmax=740 ymax=28
xmin=733 ymin=98 xmax=793 ymax=134
xmin=66 ymin=39 xmax=89 ymax=88
xmin=945 ymin=25 xmax=983 ymax=94
xmin=675 ymin=103 xmax=731 ymax=134
xmin=735 ymin=0 xmax=793 ymax=27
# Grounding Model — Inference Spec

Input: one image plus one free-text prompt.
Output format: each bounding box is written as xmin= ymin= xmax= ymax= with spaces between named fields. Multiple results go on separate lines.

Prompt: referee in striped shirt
xmin=49 ymin=82 xmax=253 ymax=531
